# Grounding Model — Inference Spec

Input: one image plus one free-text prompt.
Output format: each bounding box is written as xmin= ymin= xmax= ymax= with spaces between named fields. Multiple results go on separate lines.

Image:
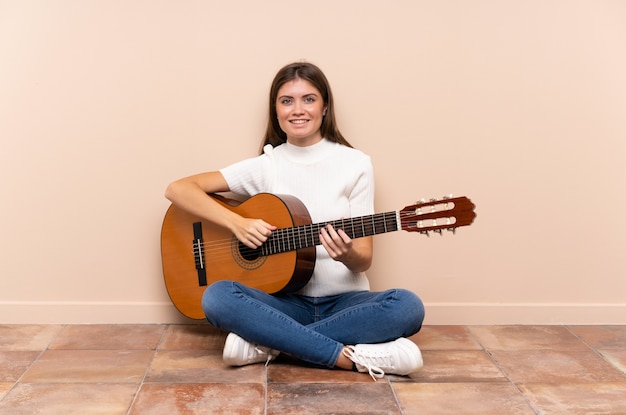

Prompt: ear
xmin=323 ymin=107 xmax=328 ymax=116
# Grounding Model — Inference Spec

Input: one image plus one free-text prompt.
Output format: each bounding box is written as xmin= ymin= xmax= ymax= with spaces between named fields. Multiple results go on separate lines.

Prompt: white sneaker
xmin=343 ymin=337 xmax=423 ymax=381
xmin=223 ymin=332 xmax=279 ymax=366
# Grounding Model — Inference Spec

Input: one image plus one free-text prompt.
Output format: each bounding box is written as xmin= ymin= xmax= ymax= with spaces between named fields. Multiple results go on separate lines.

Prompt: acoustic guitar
xmin=161 ymin=193 xmax=476 ymax=319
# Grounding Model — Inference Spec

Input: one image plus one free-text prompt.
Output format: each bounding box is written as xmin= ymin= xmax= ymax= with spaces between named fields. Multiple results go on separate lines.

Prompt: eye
xmin=279 ymin=98 xmax=293 ymax=105
xmin=304 ymin=96 xmax=316 ymax=103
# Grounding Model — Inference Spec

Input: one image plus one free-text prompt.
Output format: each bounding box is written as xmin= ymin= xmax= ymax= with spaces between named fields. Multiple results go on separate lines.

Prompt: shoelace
xmin=252 ymin=345 xmax=275 ymax=367
xmin=343 ymin=346 xmax=385 ymax=381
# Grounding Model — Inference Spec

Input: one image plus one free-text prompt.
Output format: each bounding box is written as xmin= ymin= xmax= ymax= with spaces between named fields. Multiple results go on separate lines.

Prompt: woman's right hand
xmin=230 ymin=216 xmax=277 ymax=249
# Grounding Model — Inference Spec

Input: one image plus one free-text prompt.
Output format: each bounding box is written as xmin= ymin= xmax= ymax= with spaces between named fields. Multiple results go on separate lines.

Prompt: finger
xmin=321 ymin=226 xmax=340 ymax=244
xmin=334 ymin=228 xmax=349 ymax=244
xmin=260 ymin=221 xmax=278 ymax=231
xmin=319 ymin=229 xmax=337 ymax=255
xmin=328 ymin=225 xmax=351 ymax=246
xmin=240 ymin=230 xmax=268 ymax=249
xmin=242 ymin=238 xmax=259 ymax=249
xmin=324 ymin=224 xmax=339 ymax=240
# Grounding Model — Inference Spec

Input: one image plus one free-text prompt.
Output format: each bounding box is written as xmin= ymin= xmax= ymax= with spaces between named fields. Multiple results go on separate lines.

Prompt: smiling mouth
xmin=290 ymin=120 xmax=309 ymax=124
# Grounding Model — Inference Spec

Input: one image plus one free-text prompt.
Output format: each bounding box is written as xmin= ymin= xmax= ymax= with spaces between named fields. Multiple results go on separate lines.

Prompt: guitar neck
xmin=260 ymin=211 xmax=399 ymax=256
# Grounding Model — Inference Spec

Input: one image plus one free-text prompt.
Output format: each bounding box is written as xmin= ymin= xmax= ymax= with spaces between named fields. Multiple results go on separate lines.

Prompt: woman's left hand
xmin=319 ymin=223 xmax=373 ymax=272
xmin=319 ymin=224 xmax=353 ymax=262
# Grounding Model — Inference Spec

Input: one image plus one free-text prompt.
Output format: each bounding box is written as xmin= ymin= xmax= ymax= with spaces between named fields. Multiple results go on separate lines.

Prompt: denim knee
xmin=201 ymin=280 xmax=233 ymax=327
xmin=396 ymin=289 xmax=425 ymax=335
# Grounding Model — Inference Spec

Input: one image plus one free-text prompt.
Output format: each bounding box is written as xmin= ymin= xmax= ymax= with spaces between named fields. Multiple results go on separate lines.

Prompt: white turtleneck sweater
xmin=219 ymin=138 xmax=375 ymax=297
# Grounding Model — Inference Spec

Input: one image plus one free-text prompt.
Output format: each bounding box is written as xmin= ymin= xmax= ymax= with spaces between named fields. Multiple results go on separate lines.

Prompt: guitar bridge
xmin=192 ymin=222 xmax=207 ymax=286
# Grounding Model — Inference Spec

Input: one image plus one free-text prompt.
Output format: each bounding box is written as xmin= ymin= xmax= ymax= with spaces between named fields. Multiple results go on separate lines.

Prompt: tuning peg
xmin=434 ymin=229 xmax=442 ymax=235
xmin=447 ymin=227 xmax=456 ymax=234
xmin=420 ymin=230 xmax=430 ymax=237
xmin=443 ymin=194 xmax=453 ymax=199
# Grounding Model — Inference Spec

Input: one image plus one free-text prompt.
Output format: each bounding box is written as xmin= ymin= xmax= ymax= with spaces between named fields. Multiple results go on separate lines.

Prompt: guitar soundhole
xmin=239 ymin=242 xmax=261 ymax=261
xmin=231 ymin=238 xmax=267 ymax=270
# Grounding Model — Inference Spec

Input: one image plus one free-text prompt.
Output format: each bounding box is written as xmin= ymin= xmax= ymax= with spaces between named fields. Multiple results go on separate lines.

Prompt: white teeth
xmin=290 ymin=120 xmax=308 ymax=124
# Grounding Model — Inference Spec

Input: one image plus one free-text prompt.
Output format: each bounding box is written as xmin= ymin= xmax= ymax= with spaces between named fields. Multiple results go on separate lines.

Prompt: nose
xmin=292 ymin=100 xmax=305 ymax=115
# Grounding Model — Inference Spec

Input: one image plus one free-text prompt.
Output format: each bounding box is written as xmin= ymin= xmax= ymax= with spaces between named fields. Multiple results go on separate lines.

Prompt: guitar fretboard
xmin=260 ymin=211 xmax=400 ymax=256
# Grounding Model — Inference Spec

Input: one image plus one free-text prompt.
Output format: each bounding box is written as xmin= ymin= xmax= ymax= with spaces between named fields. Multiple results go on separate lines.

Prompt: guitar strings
xmin=191 ymin=210 xmax=451 ymax=261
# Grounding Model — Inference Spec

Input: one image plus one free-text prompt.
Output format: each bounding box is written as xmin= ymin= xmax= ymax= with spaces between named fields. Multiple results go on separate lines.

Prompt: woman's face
xmin=275 ymin=78 xmax=327 ymax=146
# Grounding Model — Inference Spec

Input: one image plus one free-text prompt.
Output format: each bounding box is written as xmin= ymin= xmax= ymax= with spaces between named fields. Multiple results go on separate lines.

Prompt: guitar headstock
xmin=400 ymin=196 xmax=476 ymax=235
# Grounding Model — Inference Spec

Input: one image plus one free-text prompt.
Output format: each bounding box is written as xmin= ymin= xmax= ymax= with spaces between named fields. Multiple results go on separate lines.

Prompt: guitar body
xmin=160 ymin=193 xmax=315 ymax=319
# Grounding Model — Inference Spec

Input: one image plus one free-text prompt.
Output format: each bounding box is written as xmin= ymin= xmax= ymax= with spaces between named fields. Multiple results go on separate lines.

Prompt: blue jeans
xmin=202 ymin=281 xmax=425 ymax=368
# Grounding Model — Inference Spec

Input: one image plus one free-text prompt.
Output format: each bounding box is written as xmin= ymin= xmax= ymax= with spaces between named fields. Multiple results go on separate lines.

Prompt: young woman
xmin=165 ymin=62 xmax=425 ymax=380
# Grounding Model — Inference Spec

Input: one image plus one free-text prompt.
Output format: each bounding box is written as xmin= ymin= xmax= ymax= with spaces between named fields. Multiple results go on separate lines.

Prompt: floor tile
xmin=568 ymin=325 xmax=626 ymax=349
xmin=469 ymin=325 xmax=588 ymax=351
xmin=0 ymin=383 xmax=13 ymax=400
xmin=158 ymin=324 xmax=226 ymax=350
xmin=394 ymin=382 xmax=535 ymax=415
xmin=519 ymin=382 xmax=626 ymax=414
xmin=0 ymin=325 xmax=63 ymax=351
xmin=21 ymin=349 xmax=153 ymax=383
xmin=411 ymin=325 xmax=482 ymax=350
xmin=146 ymin=349 xmax=266 ymax=384
xmin=130 ymin=383 xmax=265 ymax=415
xmin=49 ymin=324 xmax=165 ymax=350
xmin=268 ymin=359 xmax=372 ymax=383
xmin=406 ymin=350 xmax=507 ymax=383
xmin=267 ymin=382 xmax=400 ymax=414
xmin=0 ymin=383 xmax=137 ymax=415
xmin=0 ymin=351 xmax=40 ymax=382
xmin=489 ymin=349 xmax=626 ymax=384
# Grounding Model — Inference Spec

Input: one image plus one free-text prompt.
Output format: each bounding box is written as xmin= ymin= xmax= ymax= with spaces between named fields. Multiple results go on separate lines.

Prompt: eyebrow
xmin=277 ymin=93 xmax=319 ymax=100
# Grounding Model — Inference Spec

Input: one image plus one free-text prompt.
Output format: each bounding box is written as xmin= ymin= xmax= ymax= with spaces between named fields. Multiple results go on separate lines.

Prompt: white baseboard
xmin=1 ymin=301 xmax=625 ymax=325
xmin=423 ymin=302 xmax=626 ymax=325
xmin=0 ymin=301 xmax=200 ymax=324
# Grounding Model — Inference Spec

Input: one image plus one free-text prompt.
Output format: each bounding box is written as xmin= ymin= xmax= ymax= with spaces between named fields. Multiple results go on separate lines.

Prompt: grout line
xmin=387 ymin=377 xmax=405 ymax=415
xmin=465 ymin=325 xmax=541 ymax=415
xmin=124 ymin=323 xmax=168 ymax=415
xmin=264 ymin=363 xmax=269 ymax=415
xmin=0 ymin=324 xmax=68 ymax=404
xmin=564 ymin=324 xmax=626 ymax=379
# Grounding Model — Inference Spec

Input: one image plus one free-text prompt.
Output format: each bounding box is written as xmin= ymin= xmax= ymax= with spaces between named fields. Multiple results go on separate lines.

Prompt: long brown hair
xmin=260 ymin=62 xmax=352 ymax=153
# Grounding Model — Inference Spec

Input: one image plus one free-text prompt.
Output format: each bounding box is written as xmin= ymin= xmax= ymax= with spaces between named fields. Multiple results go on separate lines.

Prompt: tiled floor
xmin=1 ymin=324 xmax=625 ymax=414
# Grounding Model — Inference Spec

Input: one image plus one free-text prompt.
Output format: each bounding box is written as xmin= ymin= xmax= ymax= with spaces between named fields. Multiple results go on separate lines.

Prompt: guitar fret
xmin=282 ymin=229 xmax=286 ymax=252
xmin=307 ymin=224 xmax=312 ymax=247
xmin=289 ymin=227 xmax=295 ymax=251
xmin=315 ymin=223 xmax=322 ymax=245
xmin=275 ymin=230 xmax=281 ymax=254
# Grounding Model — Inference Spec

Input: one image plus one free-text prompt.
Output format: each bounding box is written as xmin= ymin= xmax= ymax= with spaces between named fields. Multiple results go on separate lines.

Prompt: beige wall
xmin=1 ymin=0 xmax=625 ymax=324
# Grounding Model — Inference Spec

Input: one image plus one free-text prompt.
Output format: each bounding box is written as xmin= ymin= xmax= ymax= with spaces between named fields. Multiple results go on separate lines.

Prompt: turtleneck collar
xmin=281 ymin=138 xmax=336 ymax=163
